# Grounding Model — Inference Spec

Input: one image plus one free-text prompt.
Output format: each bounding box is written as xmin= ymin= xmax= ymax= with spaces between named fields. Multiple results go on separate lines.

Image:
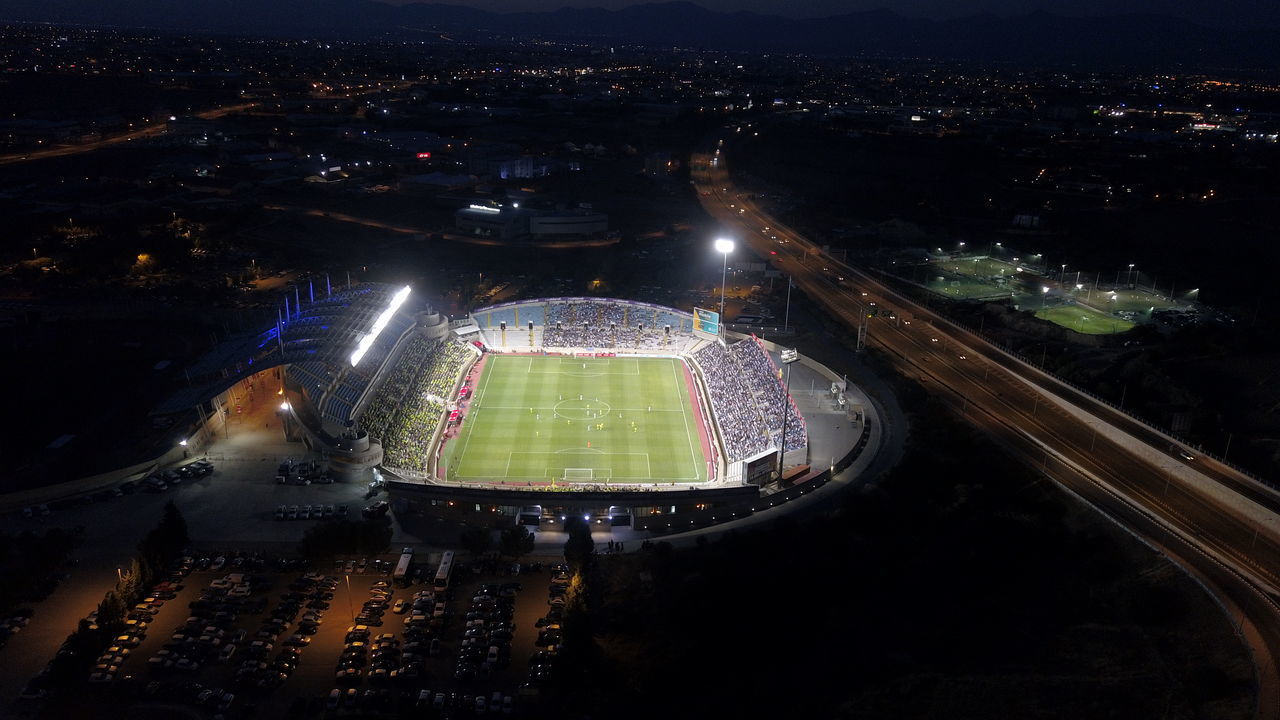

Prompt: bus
xmin=393 ymin=547 xmax=415 ymax=586
xmin=433 ymin=550 xmax=455 ymax=592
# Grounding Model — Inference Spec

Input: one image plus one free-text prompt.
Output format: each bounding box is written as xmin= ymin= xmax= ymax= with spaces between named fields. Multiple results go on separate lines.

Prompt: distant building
xmin=455 ymin=203 xmax=607 ymax=241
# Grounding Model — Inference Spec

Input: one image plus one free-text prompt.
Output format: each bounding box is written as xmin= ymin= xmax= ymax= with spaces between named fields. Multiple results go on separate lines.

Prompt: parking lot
xmin=15 ymin=549 xmax=564 ymax=717
xmin=0 ymin=387 xmax=588 ymax=716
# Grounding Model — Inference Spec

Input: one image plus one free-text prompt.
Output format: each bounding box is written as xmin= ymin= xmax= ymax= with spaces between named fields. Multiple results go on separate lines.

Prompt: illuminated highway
xmin=0 ymin=103 xmax=258 ymax=167
xmin=693 ymin=136 xmax=1280 ymax=718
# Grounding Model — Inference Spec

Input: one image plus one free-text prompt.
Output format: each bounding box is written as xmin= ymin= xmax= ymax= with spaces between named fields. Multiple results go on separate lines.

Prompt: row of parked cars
xmin=456 ymin=581 xmax=522 ymax=685
xmin=145 ymin=459 xmax=215 ymax=491
xmin=148 ymin=570 xmax=256 ymax=686
xmin=520 ymin=566 xmax=570 ymax=697
xmin=274 ymin=503 xmax=349 ymax=521
xmin=410 ymin=688 xmax=515 ymax=715
xmin=232 ymin=572 xmax=337 ymax=693
xmin=188 ymin=551 xmax=309 ymax=573
xmin=333 ymin=557 xmax=393 ymax=575
xmin=16 ymin=459 xmax=213 ymax=518
xmin=88 ymin=559 xmax=196 ymax=687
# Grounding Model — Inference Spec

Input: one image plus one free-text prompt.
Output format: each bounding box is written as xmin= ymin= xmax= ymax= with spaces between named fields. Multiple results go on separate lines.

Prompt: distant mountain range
xmin=3 ymin=0 xmax=1278 ymax=67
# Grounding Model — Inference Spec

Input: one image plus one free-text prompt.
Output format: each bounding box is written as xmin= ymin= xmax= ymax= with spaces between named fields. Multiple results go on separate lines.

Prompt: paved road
xmin=692 ymin=136 xmax=1280 ymax=719
xmin=0 ymin=103 xmax=257 ymax=167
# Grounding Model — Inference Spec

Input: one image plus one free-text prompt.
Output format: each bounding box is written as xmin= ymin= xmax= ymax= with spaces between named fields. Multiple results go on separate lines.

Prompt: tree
xmin=499 ymin=525 xmax=535 ymax=561
xmin=158 ymin=500 xmax=190 ymax=549
xmin=460 ymin=526 xmax=493 ymax=557
xmin=562 ymin=517 xmax=594 ymax=571
xmin=96 ymin=590 xmax=127 ymax=632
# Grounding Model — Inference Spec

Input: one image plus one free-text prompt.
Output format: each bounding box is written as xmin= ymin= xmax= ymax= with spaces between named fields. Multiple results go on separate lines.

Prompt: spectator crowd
xmin=692 ymin=338 xmax=808 ymax=461
xmin=541 ymin=300 xmax=674 ymax=350
xmin=359 ymin=339 xmax=473 ymax=472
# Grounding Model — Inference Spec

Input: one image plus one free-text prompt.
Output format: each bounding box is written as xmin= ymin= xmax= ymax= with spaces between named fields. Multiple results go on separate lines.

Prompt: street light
xmin=1128 ymin=263 xmax=1135 ymax=286
xmin=1042 ymin=285 xmax=1050 ymax=309
xmin=714 ymin=238 xmax=734 ymax=318
xmin=777 ymin=348 xmax=799 ymax=478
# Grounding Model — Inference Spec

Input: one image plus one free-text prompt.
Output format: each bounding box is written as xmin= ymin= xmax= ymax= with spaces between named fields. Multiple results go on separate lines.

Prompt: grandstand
xmin=472 ymin=297 xmax=699 ymax=353
xmin=282 ymin=284 xmax=424 ymax=431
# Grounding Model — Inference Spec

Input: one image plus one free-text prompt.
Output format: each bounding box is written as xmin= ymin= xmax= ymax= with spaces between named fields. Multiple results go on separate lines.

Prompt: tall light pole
xmin=1127 ymin=263 xmax=1135 ymax=287
xmin=714 ymin=238 xmax=734 ymax=319
xmin=777 ymin=348 xmax=799 ymax=478
xmin=280 ymin=401 xmax=292 ymax=442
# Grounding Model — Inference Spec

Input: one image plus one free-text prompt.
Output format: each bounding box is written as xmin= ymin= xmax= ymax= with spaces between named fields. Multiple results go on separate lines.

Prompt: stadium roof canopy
xmin=153 ymin=283 xmax=420 ymax=416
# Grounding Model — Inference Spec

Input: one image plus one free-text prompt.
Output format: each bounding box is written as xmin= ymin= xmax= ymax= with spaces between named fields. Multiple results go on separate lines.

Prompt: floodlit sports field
xmin=1035 ymin=304 xmax=1136 ymax=335
xmin=441 ymin=355 xmax=708 ymax=485
xmin=926 ymin=273 xmax=1009 ymax=300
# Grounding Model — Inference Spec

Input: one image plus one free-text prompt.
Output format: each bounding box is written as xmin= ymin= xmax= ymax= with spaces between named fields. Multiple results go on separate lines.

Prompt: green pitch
xmin=442 ymin=355 xmax=708 ymax=484
xmin=926 ymin=274 xmax=1010 ymax=300
xmin=1094 ymin=288 xmax=1182 ymax=314
xmin=1035 ymin=304 xmax=1135 ymax=335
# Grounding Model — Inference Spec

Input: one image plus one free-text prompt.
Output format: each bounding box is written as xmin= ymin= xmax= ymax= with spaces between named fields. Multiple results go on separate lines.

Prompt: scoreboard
xmin=693 ymin=308 xmax=720 ymax=338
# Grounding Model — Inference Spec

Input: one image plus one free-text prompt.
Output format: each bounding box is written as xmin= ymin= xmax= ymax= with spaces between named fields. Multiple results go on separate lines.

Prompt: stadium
xmin=158 ymin=282 xmax=875 ymax=531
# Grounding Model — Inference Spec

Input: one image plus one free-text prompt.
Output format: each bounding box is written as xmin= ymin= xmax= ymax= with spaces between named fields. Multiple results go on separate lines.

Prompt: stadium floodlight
xmin=280 ymin=401 xmax=291 ymax=411
xmin=350 ymin=285 xmax=412 ymax=367
xmin=179 ymin=439 xmax=188 ymax=446
xmin=715 ymin=238 xmax=734 ymax=318
xmin=467 ymin=204 xmax=501 ymax=214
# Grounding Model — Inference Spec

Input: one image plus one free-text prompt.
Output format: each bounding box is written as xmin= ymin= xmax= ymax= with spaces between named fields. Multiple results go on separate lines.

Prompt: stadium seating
xmin=730 ymin=338 xmax=807 ymax=452
xmin=372 ymin=341 xmax=473 ymax=472
xmin=692 ymin=338 xmax=807 ymax=461
xmin=692 ymin=342 xmax=772 ymax=460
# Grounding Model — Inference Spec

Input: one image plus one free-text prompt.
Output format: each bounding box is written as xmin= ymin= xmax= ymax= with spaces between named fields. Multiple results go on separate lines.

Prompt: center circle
xmin=553 ymin=399 xmax=612 ymax=421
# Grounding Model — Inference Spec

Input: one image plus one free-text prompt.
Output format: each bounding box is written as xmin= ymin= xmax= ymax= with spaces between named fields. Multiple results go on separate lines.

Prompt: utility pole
xmin=776 ymin=348 xmax=799 ymax=478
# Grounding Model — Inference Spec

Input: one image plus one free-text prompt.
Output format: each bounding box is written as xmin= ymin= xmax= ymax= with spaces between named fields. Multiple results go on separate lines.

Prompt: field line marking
xmin=453 ymin=354 xmax=494 ymax=476
xmin=474 ymin=405 xmax=683 ymax=412
xmin=671 ymin=358 xmax=701 ymax=481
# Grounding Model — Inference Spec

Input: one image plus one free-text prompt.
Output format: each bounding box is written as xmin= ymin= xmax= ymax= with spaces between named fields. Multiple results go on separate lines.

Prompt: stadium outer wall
xmin=381 ymin=299 xmax=876 ymax=533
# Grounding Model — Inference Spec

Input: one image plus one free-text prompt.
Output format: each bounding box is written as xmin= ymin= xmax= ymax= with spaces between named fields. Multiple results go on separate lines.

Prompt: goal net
xmin=562 ymin=468 xmax=594 ymax=483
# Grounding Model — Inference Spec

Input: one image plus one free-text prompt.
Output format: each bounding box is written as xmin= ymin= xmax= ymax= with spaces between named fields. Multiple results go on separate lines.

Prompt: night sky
xmin=374 ymin=0 xmax=1280 ymax=29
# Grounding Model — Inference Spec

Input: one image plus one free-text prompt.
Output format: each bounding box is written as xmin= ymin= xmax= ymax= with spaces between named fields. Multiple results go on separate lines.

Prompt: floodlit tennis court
xmin=441 ymin=355 xmax=708 ymax=484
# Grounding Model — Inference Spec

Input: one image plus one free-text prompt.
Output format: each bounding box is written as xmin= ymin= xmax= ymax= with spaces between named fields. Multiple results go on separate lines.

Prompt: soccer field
xmin=441 ymin=355 xmax=708 ymax=485
xmin=1035 ymin=304 xmax=1135 ymax=335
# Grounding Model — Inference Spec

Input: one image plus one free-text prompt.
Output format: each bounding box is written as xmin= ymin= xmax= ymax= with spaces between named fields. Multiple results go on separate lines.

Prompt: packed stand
xmin=541 ymin=300 xmax=673 ymax=350
xmin=729 ymin=338 xmax=807 ymax=452
xmin=692 ymin=342 xmax=773 ymax=461
xmin=381 ymin=342 xmax=472 ymax=472
xmin=359 ymin=335 xmax=436 ymax=439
